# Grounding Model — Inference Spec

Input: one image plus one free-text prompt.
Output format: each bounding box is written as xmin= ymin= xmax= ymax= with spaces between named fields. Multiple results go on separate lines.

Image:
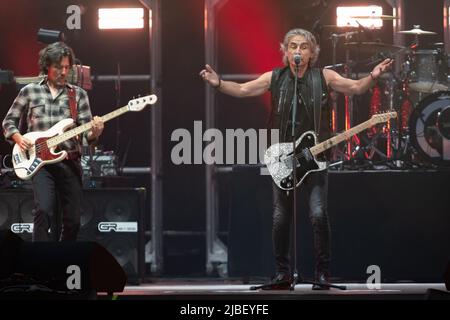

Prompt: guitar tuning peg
xmin=138 ymin=94 xmax=141 ymax=98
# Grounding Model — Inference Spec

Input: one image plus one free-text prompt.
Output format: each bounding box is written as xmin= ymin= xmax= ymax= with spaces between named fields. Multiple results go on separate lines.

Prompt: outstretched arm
xmin=199 ymin=64 xmax=272 ymax=98
xmin=323 ymin=58 xmax=393 ymax=95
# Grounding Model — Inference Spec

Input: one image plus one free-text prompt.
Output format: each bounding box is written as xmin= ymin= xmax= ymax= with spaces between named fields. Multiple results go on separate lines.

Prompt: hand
xmin=13 ymin=133 xmax=34 ymax=152
xmin=371 ymin=58 xmax=394 ymax=79
xmin=89 ymin=116 xmax=104 ymax=139
xmin=199 ymin=64 xmax=220 ymax=88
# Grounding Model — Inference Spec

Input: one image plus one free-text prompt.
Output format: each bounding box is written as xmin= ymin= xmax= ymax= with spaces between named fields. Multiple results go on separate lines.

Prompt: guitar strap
xmin=66 ymin=87 xmax=81 ymax=160
xmin=67 ymin=87 xmax=78 ymax=121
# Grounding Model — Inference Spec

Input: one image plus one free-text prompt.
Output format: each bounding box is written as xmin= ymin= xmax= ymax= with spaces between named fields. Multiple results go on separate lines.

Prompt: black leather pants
xmin=272 ymin=170 xmax=331 ymax=275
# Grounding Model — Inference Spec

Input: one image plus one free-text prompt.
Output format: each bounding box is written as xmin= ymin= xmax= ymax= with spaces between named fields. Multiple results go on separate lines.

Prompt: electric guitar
xmin=264 ymin=112 xmax=397 ymax=190
xmin=12 ymin=94 xmax=157 ymax=180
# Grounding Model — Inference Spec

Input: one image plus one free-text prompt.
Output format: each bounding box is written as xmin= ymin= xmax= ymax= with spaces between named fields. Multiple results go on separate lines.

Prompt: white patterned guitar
xmin=264 ymin=112 xmax=397 ymax=190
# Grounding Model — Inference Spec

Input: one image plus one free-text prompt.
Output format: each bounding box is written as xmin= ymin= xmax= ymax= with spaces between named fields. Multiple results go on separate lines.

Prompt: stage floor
xmin=101 ymin=280 xmax=449 ymax=300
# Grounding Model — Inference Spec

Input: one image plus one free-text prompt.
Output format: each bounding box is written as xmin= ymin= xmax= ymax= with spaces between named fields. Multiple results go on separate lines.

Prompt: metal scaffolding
xmin=140 ymin=0 xmax=163 ymax=275
xmin=204 ymin=0 xmax=230 ymax=277
xmin=444 ymin=0 xmax=450 ymax=53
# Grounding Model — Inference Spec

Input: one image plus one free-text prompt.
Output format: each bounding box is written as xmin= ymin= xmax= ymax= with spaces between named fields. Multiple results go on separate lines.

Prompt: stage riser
xmin=228 ymin=171 xmax=450 ymax=282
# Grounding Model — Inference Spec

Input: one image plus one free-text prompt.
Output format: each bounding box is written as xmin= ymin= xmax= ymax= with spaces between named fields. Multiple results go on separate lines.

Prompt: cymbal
xmin=397 ymin=27 xmax=437 ymax=35
xmin=344 ymin=42 xmax=405 ymax=54
xmin=323 ymin=25 xmax=359 ymax=29
xmin=350 ymin=15 xmax=396 ymax=20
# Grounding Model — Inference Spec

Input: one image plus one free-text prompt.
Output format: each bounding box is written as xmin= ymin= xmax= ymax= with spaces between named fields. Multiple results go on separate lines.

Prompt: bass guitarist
xmin=200 ymin=28 xmax=392 ymax=289
xmin=2 ymin=42 xmax=104 ymax=242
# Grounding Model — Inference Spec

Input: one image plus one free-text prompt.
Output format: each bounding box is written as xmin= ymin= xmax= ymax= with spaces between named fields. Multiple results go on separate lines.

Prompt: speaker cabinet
xmin=78 ymin=188 xmax=146 ymax=284
xmin=0 ymin=189 xmax=34 ymax=241
xmin=0 ymin=188 xmax=146 ymax=284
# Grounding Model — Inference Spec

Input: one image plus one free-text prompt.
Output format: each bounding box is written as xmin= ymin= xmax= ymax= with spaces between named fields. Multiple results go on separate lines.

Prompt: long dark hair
xmin=38 ymin=42 xmax=74 ymax=74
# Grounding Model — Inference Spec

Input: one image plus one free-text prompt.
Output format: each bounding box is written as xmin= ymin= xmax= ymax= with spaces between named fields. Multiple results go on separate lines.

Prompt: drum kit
xmin=328 ymin=18 xmax=450 ymax=168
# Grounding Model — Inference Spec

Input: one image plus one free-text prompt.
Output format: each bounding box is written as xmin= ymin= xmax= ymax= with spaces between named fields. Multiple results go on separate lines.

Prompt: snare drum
xmin=407 ymin=50 xmax=449 ymax=93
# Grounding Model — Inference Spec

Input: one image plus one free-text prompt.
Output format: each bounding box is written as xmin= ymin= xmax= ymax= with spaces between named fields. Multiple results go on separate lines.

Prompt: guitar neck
xmin=47 ymin=105 xmax=129 ymax=148
xmin=310 ymin=119 xmax=377 ymax=156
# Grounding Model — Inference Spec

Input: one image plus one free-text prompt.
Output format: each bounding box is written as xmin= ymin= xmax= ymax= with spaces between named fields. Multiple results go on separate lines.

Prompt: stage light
xmin=337 ymin=6 xmax=383 ymax=29
xmin=98 ymin=8 xmax=144 ymax=29
xmin=37 ymin=28 xmax=65 ymax=44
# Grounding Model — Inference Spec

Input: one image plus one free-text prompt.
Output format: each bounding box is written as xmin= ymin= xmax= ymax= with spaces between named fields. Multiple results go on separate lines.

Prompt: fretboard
xmin=310 ymin=119 xmax=377 ymax=156
xmin=47 ymin=105 xmax=129 ymax=148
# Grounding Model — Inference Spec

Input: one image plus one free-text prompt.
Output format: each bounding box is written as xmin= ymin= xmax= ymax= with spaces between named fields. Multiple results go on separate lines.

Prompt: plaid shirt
xmin=2 ymin=78 xmax=93 ymax=153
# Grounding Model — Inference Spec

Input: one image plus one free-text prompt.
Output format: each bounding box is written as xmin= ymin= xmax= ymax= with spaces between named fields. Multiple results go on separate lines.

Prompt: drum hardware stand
xmin=359 ymin=131 xmax=387 ymax=160
xmin=329 ymin=33 xmax=344 ymax=162
xmin=387 ymin=40 xmax=423 ymax=168
xmin=328 ymin=30 xmax=361 ymax=162
xmin=342 ymin=32 xmax=365 ymax=161
xmin=393 ymin=132 xmax=412 ymax=166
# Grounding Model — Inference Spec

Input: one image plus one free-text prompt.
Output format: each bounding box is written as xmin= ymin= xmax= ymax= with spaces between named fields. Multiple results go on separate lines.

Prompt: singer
xmin=199 ymin=28 xmax=392 ymax=290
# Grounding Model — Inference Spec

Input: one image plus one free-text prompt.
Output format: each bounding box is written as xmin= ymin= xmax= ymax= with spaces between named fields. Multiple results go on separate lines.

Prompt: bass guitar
xmin=12 ymin=94 xmax=157 ymax=180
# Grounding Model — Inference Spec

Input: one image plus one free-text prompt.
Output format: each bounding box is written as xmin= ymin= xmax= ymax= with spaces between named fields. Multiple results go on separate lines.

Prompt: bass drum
xmin=437 ymin=106 xmax=450 ymax=140
xmin=409 ymin=91 xmax=450 ymax=166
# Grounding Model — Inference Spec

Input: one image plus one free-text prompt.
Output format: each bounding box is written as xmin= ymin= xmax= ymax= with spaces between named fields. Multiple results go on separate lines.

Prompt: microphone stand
xmin=289 ymin=59 xmax=300 ymax=290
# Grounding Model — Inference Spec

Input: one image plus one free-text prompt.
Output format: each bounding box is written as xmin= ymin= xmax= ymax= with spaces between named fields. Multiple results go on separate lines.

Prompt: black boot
xmin=312 ymin=270 xmax=330 ymax=290
xmin=261 ymin=273 xmax=292 ymax=290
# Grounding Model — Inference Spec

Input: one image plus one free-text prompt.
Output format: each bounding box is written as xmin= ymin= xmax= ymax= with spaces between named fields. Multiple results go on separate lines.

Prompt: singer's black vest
xmin=268 ymin=66 xmax=331 ymax=144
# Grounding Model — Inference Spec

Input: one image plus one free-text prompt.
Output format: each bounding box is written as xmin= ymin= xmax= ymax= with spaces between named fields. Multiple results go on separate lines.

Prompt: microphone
xmin=294 ymin=54 xmax=302 ymax=65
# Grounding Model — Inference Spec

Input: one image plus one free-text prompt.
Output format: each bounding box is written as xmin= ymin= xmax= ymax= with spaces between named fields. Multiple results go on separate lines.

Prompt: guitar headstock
xmin=127 ymin=94 xmax=158 ymax=111
xmin=371 ymin=111 xmax=397 ymax=124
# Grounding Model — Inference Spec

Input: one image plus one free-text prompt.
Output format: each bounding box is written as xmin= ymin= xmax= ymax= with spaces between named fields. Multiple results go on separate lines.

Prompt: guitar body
xmin=12 ymin=118 xmax=74 ymax=180
xmin=264 ymin=131 xmax=327 ymax=191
